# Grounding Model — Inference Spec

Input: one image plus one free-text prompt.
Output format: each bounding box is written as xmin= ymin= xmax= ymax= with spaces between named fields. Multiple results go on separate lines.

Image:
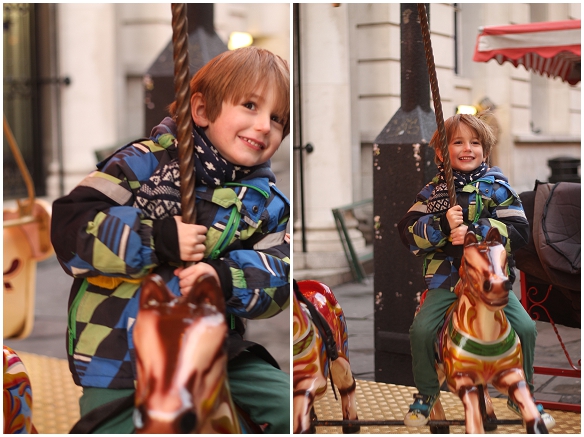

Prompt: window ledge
xmin=514 ymin=134 xmax=581 ymax=144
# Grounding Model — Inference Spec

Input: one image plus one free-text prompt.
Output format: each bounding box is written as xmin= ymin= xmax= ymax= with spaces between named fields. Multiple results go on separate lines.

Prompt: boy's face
xmin=438 ymin=123 xmax=486 ymax=173
xmin=193 ymin=86 xmax=284 ymax=168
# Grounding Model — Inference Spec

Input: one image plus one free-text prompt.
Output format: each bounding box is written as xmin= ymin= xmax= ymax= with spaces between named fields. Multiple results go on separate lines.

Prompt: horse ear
xmin=186 ymin=273 xmax=225 ymax=313
xmin=464 ymin=231 xmax=478 ymax=247
xmin=485 ymin=227 xmax=502 ymax=244
xmin=140 ymin=274 xmax=173 ymax=308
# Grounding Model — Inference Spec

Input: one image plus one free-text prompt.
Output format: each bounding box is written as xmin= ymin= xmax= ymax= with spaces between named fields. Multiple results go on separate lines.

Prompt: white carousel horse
xmin=132 ymin=273 xmax=248 ymax=433
xmin=431 ymin=228 xmax=548 ymax=433
xmin=293 ymin=280 xmax=359 ymax=434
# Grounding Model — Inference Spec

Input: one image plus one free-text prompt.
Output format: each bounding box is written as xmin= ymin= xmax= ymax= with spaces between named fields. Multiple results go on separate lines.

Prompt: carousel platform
xmin=15 ymin=349 xmax=580 ymax=434
xmin=314 ymin=379 xmax=581 ymax=434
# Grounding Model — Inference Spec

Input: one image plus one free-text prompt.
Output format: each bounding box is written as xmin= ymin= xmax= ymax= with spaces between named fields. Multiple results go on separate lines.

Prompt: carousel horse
xmin=3 ymin=346 xmax=36 ymax=434
xmin=132 ymin=273 xmax=246 ymax=433
xmin=293 ymin=280 xmax=359 ymax=434
xmin=4 ymin=199 xmax=53 ymax=339
xmin=430 ymin=228 xmax=548 ymax=434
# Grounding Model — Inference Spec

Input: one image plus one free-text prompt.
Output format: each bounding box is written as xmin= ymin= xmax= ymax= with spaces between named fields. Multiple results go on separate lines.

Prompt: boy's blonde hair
xmin=169 ymin=47 xmax=290 ymax=137
xmin=430 ymin=113 xmax=496 ymax=166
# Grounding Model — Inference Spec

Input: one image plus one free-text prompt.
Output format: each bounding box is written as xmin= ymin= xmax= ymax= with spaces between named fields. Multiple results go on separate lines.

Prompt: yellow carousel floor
xmin=15 ymin=351 xmax=581 ymax=434
xmin=314 ymin=380 xmax=581 ymax=434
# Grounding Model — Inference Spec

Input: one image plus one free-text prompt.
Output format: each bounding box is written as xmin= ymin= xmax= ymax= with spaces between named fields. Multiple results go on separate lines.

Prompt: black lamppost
xmin=144 ymin=4 xmax=227 ymax=134
xmin=373 ymin=4 xmax=438 ymax=386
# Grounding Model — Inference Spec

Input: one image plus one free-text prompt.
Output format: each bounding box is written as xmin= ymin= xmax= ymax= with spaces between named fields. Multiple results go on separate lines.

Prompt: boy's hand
xmin=174 ymin=263 xmax=221 ymax=296
xmin=450 ymin=225 xmax=468 ymax=245
xmin=446 ymin=205 xmax=464 ymax=230
xmin=174 ymin=216 xmax=207 ymax=262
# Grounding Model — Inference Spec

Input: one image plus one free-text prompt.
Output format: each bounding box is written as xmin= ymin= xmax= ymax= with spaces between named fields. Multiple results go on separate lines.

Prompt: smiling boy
xmin=397 ymin=114 xmax=554 ymax=429
xmin=51 ymin=47 xmax=291 ymax=433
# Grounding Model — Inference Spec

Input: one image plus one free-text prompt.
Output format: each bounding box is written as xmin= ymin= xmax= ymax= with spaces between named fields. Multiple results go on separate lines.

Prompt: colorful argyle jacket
xmin=398 ymin=167 xmax=529 ymax=292
xmin=51 ymin=128 xmax=290 ymax=389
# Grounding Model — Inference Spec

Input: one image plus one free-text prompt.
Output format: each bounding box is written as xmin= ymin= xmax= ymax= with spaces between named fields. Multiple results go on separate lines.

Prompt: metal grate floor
xmin=11 ymin=352 xmax=581 ymax=434
xmin=314 ymin=379 xmax=581 ymax=434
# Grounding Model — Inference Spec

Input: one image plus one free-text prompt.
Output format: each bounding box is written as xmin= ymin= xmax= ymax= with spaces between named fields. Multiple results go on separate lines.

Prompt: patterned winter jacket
xmin=398 ymin=167 xmax=529 ymax=292
xmin=51 ymin=127 xmax=290 ymax=389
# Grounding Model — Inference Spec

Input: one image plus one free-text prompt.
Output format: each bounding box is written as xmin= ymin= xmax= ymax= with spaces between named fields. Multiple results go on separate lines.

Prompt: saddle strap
xmin=69 ymin=393 xmax=135 ymax=434
xmin=293 ymin=281 xmax=340 ymax=401
xmin=293 ymin=282 xmax=339 ymax=362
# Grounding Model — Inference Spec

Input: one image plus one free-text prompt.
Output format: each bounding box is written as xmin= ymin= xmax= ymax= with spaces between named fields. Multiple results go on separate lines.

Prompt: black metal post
xmin=144 ymin=4 xmax=227 ymax=135
xmin=373 ymin=4 xmax=437 ymax=386
xmin=293 ymin=4 xmax=308 ymax=253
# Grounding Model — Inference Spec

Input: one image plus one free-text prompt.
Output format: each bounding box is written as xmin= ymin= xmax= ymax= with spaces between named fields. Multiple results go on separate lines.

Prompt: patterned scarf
xmin=426 ymin=162 xmax=488 ymax=213
xmin=134 ymin=118 xmax=259 ymax=220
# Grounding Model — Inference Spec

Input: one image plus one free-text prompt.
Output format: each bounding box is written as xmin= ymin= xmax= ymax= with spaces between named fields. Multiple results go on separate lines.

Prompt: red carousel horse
xmin=293 ymin=280 xmax=359 ymax=434
xmin=3 ymin=346 xmax=36 ymax=434
xmin=132 ymin=273 xmax=245 ymax=433
xmin=430 ymin=228 xmax=548 ymax=433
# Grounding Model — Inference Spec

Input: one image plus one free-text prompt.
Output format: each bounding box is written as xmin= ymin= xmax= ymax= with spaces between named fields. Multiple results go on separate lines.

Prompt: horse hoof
xmin=342 ymin=424 xmax=361 ymax=434
xmin=430 ymin=425 xmax=450 ymax=434
xmin=483 ymin=412 xmax=498 ymax=432
xmin=484 ymin=421 xmax=498 ymax=432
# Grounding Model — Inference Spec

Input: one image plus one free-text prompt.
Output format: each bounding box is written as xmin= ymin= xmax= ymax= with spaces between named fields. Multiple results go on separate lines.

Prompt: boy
xmin=51 ymin=47 xmax=290 ymax=433
xmin=397 ymin=114 xmax=554 ymax=429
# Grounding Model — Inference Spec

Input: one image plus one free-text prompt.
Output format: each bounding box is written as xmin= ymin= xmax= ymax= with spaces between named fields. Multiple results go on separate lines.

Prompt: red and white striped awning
xmin=473 ymin=19 xmax=581 ymax=85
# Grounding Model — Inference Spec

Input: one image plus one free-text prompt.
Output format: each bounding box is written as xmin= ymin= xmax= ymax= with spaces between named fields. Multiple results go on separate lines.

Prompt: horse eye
xmin=178 ymin=410 xmax=197 ymax=433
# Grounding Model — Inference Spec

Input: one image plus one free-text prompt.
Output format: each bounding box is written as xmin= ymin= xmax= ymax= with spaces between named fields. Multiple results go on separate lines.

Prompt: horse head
xmin=133 ymin=273 xmax=239 ymax=433
xmin=457 ymin=228 xmax=513 ymax=309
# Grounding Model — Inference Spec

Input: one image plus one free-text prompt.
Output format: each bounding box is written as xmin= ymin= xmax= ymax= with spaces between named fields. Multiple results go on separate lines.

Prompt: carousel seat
xmin=515 ymin=180 xmax=581 ymax=413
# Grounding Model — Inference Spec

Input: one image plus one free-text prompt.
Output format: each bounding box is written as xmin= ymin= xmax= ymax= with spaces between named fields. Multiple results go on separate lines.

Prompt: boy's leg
xmin=503 ymin=292 xmax=555 ymax=430
xmin=502 ymin=292 xmax=537 ymax=393
xmin=79 ymin=387 xmax=135 ymax=434
xmin=227 ymin=351 xmax=290 ymax=434
xmin=409 ymin=288 xmax=457 ymax=395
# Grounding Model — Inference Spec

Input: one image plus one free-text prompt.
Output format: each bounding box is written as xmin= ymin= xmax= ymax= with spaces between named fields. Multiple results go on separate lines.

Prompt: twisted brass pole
xmin=171 ymin=3 xmax=197 ymax=226
xmin=417 ymin=4 xmax=456 ymax=207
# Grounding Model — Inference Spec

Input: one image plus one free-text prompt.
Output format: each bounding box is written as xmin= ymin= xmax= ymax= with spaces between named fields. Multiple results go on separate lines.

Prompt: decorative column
xmin=295 ymin=4 xmax=365 ymax=258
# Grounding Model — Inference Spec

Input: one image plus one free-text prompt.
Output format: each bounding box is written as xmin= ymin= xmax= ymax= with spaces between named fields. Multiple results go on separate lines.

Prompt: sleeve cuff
xmin=203 ymin=259 xmax=234 ymax=301
xmin=152 ymin=217 xmax=180 ymax=263
xmin=439 ymin=213 xmax=451 ymax=235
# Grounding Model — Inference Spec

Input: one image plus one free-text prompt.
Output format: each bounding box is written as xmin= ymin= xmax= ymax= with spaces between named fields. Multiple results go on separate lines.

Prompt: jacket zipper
xmin=210 ymin=207 xmax=240 ymax=260
xmin=209 ymin=182 xmax=269 ymax=259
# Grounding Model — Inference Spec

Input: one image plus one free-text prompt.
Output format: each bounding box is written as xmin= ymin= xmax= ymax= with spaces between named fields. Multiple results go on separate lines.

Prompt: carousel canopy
xmin=473 ymin=19 xmax=581 ymax=85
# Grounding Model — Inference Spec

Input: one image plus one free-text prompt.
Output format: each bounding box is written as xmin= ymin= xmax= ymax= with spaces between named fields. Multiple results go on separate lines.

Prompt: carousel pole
xmin=171 ymin=3 xmax=197 ymax=231
xmin=417 ymin=3 xmax=456 ymax=206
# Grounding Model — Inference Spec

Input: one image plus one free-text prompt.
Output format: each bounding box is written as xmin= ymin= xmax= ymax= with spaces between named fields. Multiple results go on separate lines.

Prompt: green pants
xmin=410 ymin=288 xmax=537 ymax=396
xmin=79 ymin=352 xmax=290 ymax=433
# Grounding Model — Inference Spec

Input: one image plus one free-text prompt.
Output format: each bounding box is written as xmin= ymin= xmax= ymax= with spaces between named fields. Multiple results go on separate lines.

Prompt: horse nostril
xmin=483 ymin=280 xmax=492 ymax=292
xmin=179 ymin=411 xmax=197 ymax=433
xmin=503 ymin=280 xmax=512 ymax=291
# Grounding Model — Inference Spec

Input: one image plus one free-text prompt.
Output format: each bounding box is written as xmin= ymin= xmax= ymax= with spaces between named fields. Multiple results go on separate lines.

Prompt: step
xmin=293 ymin=267 xmax=355 ymax=288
